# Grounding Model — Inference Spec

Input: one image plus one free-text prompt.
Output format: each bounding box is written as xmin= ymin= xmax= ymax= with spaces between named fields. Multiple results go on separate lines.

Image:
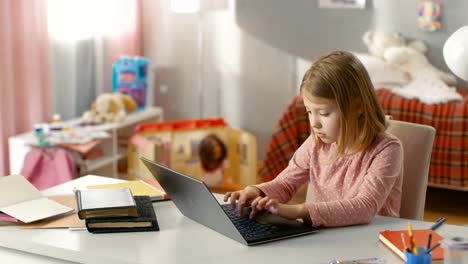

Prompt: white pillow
xmin=353 ymin=52 xmax=410 ymax=89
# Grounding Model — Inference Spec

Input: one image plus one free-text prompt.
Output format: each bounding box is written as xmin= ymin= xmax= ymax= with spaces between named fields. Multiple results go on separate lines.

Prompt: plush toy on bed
xmin=363 ymin=30 xmax=457 ymax=86
xmin=362 ymin=30 xmax=406 ymax=58
xmin=82 ymin=92 xmax=138 ymax=124
xmin=383 ymin=43 xmax=461 ymax=104
xmin=363 ymin=30 xmax=461 ymax=103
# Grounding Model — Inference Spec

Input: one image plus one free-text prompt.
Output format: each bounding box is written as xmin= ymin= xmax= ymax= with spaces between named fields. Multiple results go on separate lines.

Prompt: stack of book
xmin=75 ymin=188 xmax=159 ymax=233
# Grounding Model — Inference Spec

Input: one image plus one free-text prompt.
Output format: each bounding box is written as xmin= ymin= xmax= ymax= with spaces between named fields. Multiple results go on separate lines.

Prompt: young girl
xmin=224 ymin=50 xmax=403 ymax=227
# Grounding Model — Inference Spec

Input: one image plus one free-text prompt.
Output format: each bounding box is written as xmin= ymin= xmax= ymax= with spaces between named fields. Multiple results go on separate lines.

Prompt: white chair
xmin=386 ymin=120 xmax=435 ymax=220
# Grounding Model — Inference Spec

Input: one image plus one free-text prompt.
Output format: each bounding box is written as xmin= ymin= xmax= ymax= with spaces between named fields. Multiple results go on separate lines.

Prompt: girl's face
xmin=303 ymin=95 xmax=341 ymax=144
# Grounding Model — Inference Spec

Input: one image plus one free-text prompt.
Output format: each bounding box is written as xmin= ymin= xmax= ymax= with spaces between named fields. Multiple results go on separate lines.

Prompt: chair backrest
xmin=386 ymin=120 xmax=435 ymax=220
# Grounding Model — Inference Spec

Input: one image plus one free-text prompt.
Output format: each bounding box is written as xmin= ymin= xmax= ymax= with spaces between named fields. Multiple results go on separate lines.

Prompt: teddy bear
xmin=363 ymin=30 xmax=457 ymax=86
xmin=384 ymin=44 xmax=457 ymax=87
xmin=362 ymin=30 xmax=406 ymax=58
xmin=82 ymin=93 xmax=138 ymax=124
xmin=383 ymin=45 xmax=461 ymax=104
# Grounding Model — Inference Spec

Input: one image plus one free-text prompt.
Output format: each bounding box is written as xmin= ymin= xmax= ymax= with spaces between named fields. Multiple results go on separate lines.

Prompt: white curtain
xmin=46 ymin=0 xmax=142 ymax=120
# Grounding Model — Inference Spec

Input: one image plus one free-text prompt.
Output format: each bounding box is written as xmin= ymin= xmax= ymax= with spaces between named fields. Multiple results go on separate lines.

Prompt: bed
xmin=288 ymin=53 xmax=468 ymax=191
xmin=376 ymin=88 xmax=468 ymax=191
xmin=258 ymin=89 xmax=468 ymax=191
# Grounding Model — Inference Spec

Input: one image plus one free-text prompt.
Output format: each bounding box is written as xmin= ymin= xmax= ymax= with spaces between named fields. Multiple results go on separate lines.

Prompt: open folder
xmin=86 ymin=180 xmax=169 ymax=202
xmin=0 ymin=175 xmax=73 ymax=223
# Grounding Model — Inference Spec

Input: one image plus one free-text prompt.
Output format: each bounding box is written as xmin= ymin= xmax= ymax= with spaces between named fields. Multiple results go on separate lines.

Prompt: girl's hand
xmin=224 ymin=186 xmax=262 ymax=216
xmin=249 ymin=196 xmax=279 ymax=219
xmin=250 ymin=198 xmax=311 ymax=222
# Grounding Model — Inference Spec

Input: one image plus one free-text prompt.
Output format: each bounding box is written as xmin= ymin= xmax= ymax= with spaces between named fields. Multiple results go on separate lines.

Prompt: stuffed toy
xmin=82 ymin=93 xmax=138 ymax=124
xmin=383 ymin=45 xmax=461 ymax=104
xmin=384 ymin=45 xmax=457 ymax=86
xmin=363 ymin=30 xmax=457 ymax=86
xmin=362 ymin=30 xmax=406 ymax=58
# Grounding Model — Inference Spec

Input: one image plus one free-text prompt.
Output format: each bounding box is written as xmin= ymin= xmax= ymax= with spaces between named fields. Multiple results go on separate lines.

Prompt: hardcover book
xmin=86 ymin=196 xmax=159 ymax=233
xmin=75 ymin=188 xmax=137 ymax=219
xmin=379 ymin=229 xmax=444 ymax=263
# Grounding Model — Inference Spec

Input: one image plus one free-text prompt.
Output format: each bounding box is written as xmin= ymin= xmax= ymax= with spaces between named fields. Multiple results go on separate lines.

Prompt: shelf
xmin=84 ymin=156 xmax=118 ymax=172
xmin=78 ymin=107 xmax=164 ymax=132
xmin=9 ymin=107 xmax=163 ymax=178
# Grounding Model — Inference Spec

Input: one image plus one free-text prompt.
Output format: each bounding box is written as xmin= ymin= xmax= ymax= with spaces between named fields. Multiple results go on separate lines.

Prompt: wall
xmin=142 ymin=0 xmax=468 ymax=160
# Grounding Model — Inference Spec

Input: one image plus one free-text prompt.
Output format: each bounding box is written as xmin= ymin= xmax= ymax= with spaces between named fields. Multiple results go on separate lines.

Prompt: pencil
xmin=426 ymin=233 xmax=432 ymax=251
xmin=430 ymin=217 xmax=446 ymax=231
xmin=401 ymin=232 xmax=408 ymax=251
xmin=408 ymin=222 xmax=418 ymax=255
xmin=426 ymin=242 xmax=441 ymax=254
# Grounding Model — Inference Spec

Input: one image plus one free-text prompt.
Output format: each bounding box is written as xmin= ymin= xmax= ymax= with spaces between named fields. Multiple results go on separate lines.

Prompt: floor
xmin=423 ymin=187 xmax=468 ymax=226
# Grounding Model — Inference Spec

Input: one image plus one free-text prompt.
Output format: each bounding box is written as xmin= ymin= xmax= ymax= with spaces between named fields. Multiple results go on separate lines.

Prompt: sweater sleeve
xmin=306 ymin=140 xmax=403 ymax=227
xmin=255 ymin=136 xmax=314 ymax=203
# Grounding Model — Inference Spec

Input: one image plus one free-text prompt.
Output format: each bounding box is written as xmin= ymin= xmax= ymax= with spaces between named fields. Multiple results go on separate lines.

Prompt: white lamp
xmin=443 ymin=25 xmax=468 ymax=81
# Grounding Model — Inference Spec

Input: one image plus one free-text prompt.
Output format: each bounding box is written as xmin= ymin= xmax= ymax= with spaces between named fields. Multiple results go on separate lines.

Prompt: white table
xmin=0 ymin=175 xmax=467 ymax=264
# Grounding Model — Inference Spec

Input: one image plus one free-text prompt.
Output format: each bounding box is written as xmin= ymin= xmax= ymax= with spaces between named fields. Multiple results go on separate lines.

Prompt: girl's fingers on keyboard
xmin=223 ymin=192 xmax=231 ymax=202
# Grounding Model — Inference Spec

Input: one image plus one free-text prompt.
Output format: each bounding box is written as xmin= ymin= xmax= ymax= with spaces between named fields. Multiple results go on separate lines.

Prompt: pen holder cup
xmin=405 ymin=247 xmax=432 ymax=264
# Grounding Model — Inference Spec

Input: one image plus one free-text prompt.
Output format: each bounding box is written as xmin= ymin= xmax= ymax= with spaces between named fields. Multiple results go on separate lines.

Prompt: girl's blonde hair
xmin=300 ymin=50 xmax=387 ymax=156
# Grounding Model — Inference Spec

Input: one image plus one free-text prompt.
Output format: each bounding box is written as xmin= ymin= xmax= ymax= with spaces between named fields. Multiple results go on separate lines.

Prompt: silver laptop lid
xmin=140 ymin=157 xmax=247 ymax=245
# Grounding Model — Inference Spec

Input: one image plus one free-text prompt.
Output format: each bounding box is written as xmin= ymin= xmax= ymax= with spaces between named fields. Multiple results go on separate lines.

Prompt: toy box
xmin=112 ymin=56 xmax=150 ymax=111
xmin=128 ymin=118 xmax=257 ymax=186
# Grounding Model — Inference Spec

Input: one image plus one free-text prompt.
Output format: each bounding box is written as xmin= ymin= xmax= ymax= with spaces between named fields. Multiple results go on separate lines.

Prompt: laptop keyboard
xmin=221 ymin=204 xmax=282 ymax=239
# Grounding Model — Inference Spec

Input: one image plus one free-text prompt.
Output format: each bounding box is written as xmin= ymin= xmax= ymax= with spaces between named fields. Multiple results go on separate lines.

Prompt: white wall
xmin=142 ymin=0 xmax=468 ymax=160
xmin=142 ymin=0 xmax=297 ymax=159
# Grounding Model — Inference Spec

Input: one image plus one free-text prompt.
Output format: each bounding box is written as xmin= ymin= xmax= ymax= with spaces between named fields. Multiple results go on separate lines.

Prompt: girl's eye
xmin=306 ymin=110 xmax=312 ymax=115
xmin=319 ymin=112 xmax=329 ymax=116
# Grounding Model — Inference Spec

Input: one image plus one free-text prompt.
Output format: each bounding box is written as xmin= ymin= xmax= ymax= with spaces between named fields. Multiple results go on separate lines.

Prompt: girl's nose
xmin=309 ymin=114 xmax=321 ymax=129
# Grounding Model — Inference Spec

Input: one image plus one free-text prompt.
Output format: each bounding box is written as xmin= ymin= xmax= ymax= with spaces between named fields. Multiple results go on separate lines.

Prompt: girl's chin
xmin=319 ymin=137 xmax=336 ymax=144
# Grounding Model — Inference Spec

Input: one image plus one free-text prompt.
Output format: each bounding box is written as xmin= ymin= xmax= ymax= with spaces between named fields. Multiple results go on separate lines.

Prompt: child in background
xmin=224 ymin=50 xmax=403 ymax=227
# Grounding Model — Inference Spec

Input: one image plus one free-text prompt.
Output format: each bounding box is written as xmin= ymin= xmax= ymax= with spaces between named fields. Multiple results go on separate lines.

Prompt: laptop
xmin=141 ymin=157 xmax=318 ymax=246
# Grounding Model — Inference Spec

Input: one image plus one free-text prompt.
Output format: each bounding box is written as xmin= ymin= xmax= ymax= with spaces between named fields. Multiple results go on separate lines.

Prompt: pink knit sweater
xmin=256 ymin=132 xmax=403 ymax=227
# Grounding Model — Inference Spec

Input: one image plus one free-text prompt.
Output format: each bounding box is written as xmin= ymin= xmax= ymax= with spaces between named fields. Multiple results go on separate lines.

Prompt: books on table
xmin=86 ymin=196 xmax=159 ymax=233
xmin=75 ymin=188 xmax=138 ymax=219
xmin=379 ymin=229 xmax=444 ymax=263
xmin=86 ymin=180 xmax=169 ymax=202
xmin=0 ymin=175 xmax=73 ymax=223
xmin=75 ymin=188 xmax=160 ymax=233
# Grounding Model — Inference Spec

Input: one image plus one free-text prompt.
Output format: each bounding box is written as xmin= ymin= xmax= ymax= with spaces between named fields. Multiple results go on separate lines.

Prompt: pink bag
xmin=20 ymin=147 xmax=76 ymax=190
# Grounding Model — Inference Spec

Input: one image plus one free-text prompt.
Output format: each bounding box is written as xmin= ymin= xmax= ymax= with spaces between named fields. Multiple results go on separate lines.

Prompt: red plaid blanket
xmin=377 ymin=89 xmax=468 ymax=191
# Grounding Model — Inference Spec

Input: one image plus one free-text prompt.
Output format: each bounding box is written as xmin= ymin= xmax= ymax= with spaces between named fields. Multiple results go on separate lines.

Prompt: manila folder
xmin=0 ymin=175 xmax=72 ymax=223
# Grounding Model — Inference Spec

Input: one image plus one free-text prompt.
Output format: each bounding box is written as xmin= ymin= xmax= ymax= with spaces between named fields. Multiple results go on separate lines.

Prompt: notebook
xmin=379 ymin=229 xmax=444 ymax=263
xmin=75 ymin=188 xmax=137 ymax=219
xmin=86 ymin=196 xmax=159 ymax=233
xmin=141 ymin=157 xmax=318 ymax=246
